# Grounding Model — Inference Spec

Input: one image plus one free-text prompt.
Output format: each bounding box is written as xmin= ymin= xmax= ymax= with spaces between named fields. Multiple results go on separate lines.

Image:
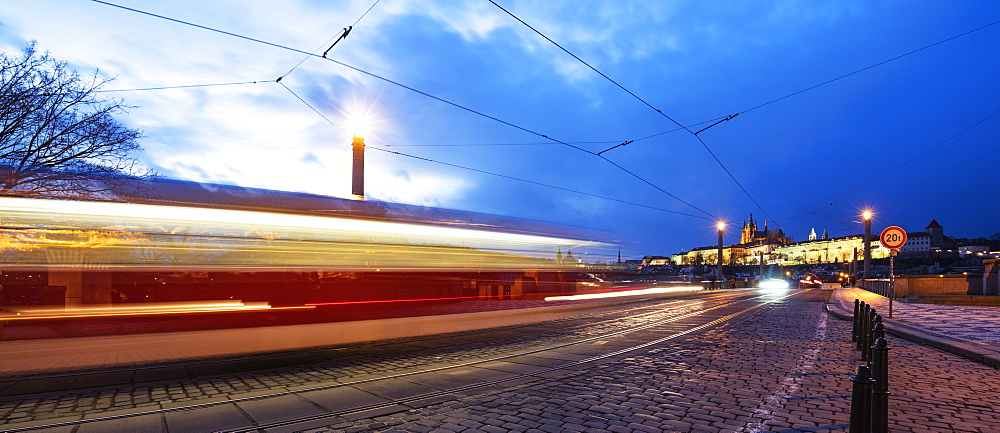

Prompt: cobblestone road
xmin=2 ymin=289 xmax=996 ymax=433
xmin=0 ymin=293 xmax=749 ymax=429
xmin=305 ymin=290 xmax=1000 ymax=433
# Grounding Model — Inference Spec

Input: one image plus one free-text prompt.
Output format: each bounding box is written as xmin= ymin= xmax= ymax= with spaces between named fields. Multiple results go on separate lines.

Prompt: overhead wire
xmin=89 ymin=0 xmax=715 ymax=219
xmin=277 ymin=81 xmax=342 ymax=131
xmin=740 ymin=17 xmax=1000 ymax=115
xmin=773 ymin=107 xmax=1000 ymax=231
xmin=635 ymin=18 xmax=1000 ymax=146
xmin=94 ymin=80 xmax=268 ymax=93
xmin=365 ymin=145 xmax=710 ymax=220
xmin=278 ymin=0 xmax=379 ymax=80
xmin=827 ymin=107 xmax=1000 ymax=207
xmin=596 ymin=155 xmax=713 ymax=218
xmin=89 ymin=1 xmax=597 ymax=152
xmin=487 ymin=0 xmax=776 ymax=226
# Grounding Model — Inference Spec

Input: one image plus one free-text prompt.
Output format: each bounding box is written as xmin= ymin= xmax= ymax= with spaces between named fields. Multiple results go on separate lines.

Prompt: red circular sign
xmin=880 ymin=226 xmax=907 ymax=249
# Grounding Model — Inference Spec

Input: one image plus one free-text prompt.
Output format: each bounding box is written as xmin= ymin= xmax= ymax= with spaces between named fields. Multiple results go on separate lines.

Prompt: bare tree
xmin=0 ymin=42 xmax=152 ymax=199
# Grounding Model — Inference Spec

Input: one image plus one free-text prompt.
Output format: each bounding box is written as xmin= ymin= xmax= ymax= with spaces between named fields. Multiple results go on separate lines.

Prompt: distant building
xmin=641 ymin=255 xmax=673 ymax=267
xmin=898 ymin=231 xmax=932 ymax=254
xmin=926 ymin=219 xmax=945 ymax=249
xmin=776 ymin=234 xmax=888 ymax=265
xmin=959 ymin=246 xmax=989 ymax=257
xmin=740 ymin=213 xmax=791 ymax=245
xmin=668 ymin=215 xmax=947 ymax=267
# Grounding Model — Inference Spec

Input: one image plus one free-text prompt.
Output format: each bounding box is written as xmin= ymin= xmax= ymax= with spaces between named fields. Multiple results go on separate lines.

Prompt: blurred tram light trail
xmin=1 ymin=301 xmax=312 ymax=320
xmin=0 ymin=195 xmax=606 ymax=269
xmin=0 ymin=178 xmax=620 ymax=363
xmin=545 ymin=286 xmax=703 ymax=301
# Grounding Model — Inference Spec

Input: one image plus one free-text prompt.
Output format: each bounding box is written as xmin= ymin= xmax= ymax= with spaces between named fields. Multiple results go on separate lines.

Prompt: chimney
xmin=351 ymin=136 xmax=365 ymax=198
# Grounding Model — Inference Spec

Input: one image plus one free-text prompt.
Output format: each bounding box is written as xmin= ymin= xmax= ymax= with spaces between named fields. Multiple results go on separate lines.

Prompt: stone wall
xmin=894 ymin=274 xmax=984 ymax=297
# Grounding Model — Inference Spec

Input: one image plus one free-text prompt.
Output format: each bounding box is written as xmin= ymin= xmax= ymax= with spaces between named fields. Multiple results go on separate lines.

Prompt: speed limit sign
xmin=880 ymin=226 xmax=907 ymax=249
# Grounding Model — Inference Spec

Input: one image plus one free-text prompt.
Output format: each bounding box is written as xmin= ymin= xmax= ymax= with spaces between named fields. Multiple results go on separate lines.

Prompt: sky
xmin=2 ymin=0 xmax=999 ymax=261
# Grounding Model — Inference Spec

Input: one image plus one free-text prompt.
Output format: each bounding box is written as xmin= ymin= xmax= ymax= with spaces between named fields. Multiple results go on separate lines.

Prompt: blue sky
xmin=2 ymin=0 xmax=999 ymax=260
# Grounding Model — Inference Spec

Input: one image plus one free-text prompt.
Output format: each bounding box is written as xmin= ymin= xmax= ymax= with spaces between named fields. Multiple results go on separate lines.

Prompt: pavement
xmin=825 ymin=286 xmax=1000 ymax=368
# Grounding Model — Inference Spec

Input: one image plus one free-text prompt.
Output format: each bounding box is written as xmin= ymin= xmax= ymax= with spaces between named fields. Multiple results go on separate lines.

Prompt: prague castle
xmin=671 ymin=213 xmax=947 ymax=266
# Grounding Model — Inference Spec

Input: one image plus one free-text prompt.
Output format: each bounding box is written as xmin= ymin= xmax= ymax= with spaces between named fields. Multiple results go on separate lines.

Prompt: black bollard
xmin=871 ymin=337 xmax=890 ymax=433
xmin=852 ymin=299 xmax=861 ymax=342
xmin=856 ymin=302 xmax=868 ymax=351
xmin=850 ymin=365 xmax=876 ymax=433
xmin=863 ymin=308 xmax=877 ymax=362
xmin=865 ymin=314 xmax=882 ymax=363
xmin=872 ymin=315 xmax=884 ymax=344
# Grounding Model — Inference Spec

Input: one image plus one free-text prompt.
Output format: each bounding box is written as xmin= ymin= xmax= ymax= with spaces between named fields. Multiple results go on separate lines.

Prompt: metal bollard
xmin=871 ymin=315 xmax=884 ymax=344
xmin=856 ymin=302 xmax=868 ymax=351
xmin=850 ymin=365 xmax=876 ymax=433
xmin=864 ymin=314 xmax=882 ymax=363
xmin=859 ymin=304 xmax=871 ymax=356
xmin=871 ymin=337 xmax=890 ymax=433
xmin=863 ymin=308 xmax=877 ymax=362
xmin=852 ymin=299 xmax=861 ymax=342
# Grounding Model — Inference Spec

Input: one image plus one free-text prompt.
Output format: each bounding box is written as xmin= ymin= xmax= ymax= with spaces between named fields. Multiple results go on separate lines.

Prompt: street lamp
xmin=862 ymin=210 xmax=873 ymax=283
xmin=716 ymin=221 xmax=726 ymax=285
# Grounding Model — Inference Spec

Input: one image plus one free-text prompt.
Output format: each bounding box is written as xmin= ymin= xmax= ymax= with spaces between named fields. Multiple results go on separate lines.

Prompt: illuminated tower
xmin=741 ymin=213 xmax=757 ymax=244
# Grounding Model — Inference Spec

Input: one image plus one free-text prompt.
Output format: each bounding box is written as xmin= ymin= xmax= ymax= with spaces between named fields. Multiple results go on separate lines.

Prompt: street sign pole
xmin=880 ymin=226 xmax=908 ymax=319
xmin=890 ymin=250 xmax=896 ymax=318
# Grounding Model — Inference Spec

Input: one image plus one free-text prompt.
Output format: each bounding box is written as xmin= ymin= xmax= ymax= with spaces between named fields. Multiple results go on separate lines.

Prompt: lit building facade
xmin=670 ymin=214 xmax=948 ymax=266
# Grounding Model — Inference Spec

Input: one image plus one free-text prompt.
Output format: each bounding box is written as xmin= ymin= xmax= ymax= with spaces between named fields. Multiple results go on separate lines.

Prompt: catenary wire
xmin=774 ymin=106 xmax=1000 ymax=229
xmin=351 ymin=0 xmax=381 ymax=27
xmin=279 ymin=0 xmax=379 ymax=80
xmin=635 ymin=18 xmax=1000 ymax=148
xmin=89 ymin=0 xmax=718 ymax=218
xmin=89 ymin=1 xmax=594 ymax=153
xmin=828 ymin=107 xmax=1000 ymax=207
xmin=277 ymin=81 xmax=342 ymax=131
xmin=94 ymin=80 xmax=268 ymax=93
xmin=596 ymin=155 xmax=713 ymax=218
xmin=488 ymin=0 xmax=776 ymax=226
xmin=740 ymin=18 xmax=1000 ymax=115
xmin=365 ymin=145 xmax=710 ymax=220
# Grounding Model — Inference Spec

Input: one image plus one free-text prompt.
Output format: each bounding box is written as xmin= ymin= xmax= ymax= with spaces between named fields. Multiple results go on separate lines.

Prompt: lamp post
xmin=717 ymin=221 xmax=726 ymax=285
xmin=862 ymin=210 xmax=872 ymax=283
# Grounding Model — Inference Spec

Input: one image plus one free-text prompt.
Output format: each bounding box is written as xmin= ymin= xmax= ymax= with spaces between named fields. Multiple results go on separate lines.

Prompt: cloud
xmin=299 ymin=152 xmax=322 ymax=166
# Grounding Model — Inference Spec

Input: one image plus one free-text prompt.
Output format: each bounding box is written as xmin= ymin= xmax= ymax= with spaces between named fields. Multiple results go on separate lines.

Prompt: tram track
xmin=0 ymin=289 xmax=799 ymax=433
xmin=0 ymin=290 xmax=744 ymax=396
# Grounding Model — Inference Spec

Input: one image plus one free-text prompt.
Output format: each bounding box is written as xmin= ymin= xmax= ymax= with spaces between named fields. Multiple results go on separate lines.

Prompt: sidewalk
xmin=825 ymin=286 xmax=1000 ymax=368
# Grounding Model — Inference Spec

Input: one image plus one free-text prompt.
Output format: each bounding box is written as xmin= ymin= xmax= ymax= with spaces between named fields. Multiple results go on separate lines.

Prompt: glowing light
xmin=716 ymin=221 xmax=726 ymax=231
xmin=1 ymin=301 xmax=313 ymax=321
xmin=340 ymin=98 xmax=383 ymax=140
xmin=863 ymin=210 xmax=873 ymax=221
xmin=544 ymin=286 xmax=702 ymax=301
xmin=758 ymin=279 xmax=789 ymax=290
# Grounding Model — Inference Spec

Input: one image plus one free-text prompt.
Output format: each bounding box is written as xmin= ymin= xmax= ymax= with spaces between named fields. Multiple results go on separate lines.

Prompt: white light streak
xmin=544 ymin=286 xmax=702 ymax=301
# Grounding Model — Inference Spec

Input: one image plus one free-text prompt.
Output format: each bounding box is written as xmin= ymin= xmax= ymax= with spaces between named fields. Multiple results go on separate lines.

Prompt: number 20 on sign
xmin=880 ymin=226 xmax=907 ymax=249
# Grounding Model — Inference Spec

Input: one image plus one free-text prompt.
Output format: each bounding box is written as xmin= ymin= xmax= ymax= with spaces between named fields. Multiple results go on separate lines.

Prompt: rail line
xmin=1 ymin=289 xmax=798 ymax=432
xmin=0 ymin=290 xmax=742 ymax=394
xmin=0 ymin=294 xmax=736 ymax=388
